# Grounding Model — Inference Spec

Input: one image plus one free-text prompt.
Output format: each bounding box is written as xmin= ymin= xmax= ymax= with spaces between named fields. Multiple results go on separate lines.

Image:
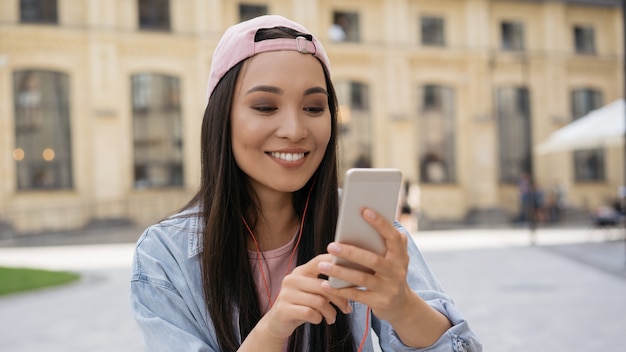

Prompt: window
xmin=571 ymin=89 xmax=602 ymax=120
xmin=418 ymin=85 xmax=455 ymax=183
xmin=571 ymin=88 xmax=604 ymax=181
xmin=131 ymin=74 xmax=184 ymax=188
xmin=574 ymin=25 xmax=596 ymax=55
xmin=329 ymin=11 xmax=360 ymax=42
xmin=336 ymin=81 xmax=372 ymax=173
xmin=574 ymin=149 xmax=604 ymax=181
xmin=497 ymin=87 xmax=531 ymax=183
xmin=421 ymin=16 xmax=445 ymax=46
xmin=13 ymin=70 xmax=73 ymax=190
xmin=20 ymin=0 xmax=57 ymax=24
xmin=239 ymin=4 xmax=267 ymax=22
xmin=501 ymin=21 xmax=524 ymax=51
xmin=138 ymin=0 xmax=170 ymax=31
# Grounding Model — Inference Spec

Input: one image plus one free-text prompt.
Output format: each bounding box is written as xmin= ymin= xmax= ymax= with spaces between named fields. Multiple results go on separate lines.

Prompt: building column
xmin=463 ymin=0 xmax=502 ymax=214
xmin=88 ymin=35 xmax=127 ymax=209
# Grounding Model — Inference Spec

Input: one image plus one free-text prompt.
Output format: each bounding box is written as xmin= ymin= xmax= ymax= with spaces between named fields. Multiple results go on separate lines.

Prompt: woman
xmin=130 ymin=15 xmax=481 ymax=352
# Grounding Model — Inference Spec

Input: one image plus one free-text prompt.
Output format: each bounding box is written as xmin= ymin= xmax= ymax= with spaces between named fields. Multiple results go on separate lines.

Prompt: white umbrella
xmin=535 ymin=99 xmax=625 ymax=154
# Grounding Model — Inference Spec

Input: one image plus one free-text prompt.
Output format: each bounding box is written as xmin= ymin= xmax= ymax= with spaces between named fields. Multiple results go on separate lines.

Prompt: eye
xmin=303 ymin=99 xmax=327 ymax=115
xmin=252 ymin=105 xmax=278 ymax=114
xmin=304 ymin=106 xmax=325 ymax=115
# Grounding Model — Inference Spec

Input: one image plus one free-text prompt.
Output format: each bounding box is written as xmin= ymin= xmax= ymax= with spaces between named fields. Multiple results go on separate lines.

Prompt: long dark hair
xmin=184 ymin=27 xmax=356 ymax=351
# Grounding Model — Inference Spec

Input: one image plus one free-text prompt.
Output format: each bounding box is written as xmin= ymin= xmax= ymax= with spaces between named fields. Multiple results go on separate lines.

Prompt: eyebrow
xmin=245 ymin=85 xmax=283 ymax=95
xmin=304 ymin=87 xmax=329 ymax=96
xmin=244 ymin=85 xmax=328 ymax=97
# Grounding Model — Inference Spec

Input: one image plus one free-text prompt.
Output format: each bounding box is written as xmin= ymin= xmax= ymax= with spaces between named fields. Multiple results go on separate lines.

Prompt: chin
xmin=275 ymin=175 xmax=313 ymax=193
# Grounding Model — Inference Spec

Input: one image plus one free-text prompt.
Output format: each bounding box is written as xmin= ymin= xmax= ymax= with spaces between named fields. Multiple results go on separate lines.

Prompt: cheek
xmin=317 ymin=117 xmax=332 ymax=149
xmin=230 ymin=115 xmax=251 ymax=162
xmin=230 ymin=114 xmax=268 ymax=164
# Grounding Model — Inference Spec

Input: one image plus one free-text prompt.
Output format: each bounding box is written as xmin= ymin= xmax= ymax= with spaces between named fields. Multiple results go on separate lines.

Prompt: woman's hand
xmin=317 ymin=208 xmax=451 ymax=348
xmin=250 ymin=254 xmax=352 ymax=346
xmin=318 ymin=208 xmax=412 ymax=322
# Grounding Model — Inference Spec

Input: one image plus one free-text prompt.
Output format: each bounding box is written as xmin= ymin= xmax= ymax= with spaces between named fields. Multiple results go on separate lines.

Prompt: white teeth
xmin=271 ymin=152 xmax=305 ymax=161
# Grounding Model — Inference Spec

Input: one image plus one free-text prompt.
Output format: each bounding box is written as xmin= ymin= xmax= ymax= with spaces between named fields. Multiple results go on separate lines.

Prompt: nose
xmin=276 ymin=108 xmax=308 ymax=141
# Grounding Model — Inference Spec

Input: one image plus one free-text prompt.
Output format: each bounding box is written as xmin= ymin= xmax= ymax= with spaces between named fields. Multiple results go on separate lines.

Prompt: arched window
xmin=335 ymin=81 xmax=372 ymax=174
xmin=571 ymin=88 xmax=604 ymax=181
xmin=131 ymin=73 xmax=183 ymax=188
xmin=497 ymin=86 xmax=531 ymax=183
xmin=13 ymin=70 xmax=73 ymax=190
xmin=418 ymin=84 xmax=456 ymax=183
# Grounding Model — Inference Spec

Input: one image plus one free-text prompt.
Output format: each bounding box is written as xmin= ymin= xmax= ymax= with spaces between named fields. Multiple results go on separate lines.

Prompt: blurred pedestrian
xmin=129 ymin=15 xmax=481 ymax=352
xmin=545 ymin=181 xmax=565 ymax=223
xmin=516 ymin=172 xmax=531 ymax=223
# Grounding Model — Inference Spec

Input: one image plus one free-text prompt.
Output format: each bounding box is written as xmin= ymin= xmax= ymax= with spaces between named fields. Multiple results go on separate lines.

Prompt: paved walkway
xmin=0 ymin=226 xmax=624 ymax=351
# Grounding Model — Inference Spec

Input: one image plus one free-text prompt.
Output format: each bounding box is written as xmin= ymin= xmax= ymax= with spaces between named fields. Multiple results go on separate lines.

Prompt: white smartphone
xmin=328 ymin=168 xmax=403 ymax=289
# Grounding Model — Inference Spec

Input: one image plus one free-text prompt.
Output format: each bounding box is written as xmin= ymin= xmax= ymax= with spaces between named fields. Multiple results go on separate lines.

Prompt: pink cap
xmin=206 ymin=15 xmax=330 ymax=102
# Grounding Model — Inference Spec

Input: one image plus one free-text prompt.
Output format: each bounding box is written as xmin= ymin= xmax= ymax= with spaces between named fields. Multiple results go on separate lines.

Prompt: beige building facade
xmin=0 ymin=0 xmax=623 ymax=234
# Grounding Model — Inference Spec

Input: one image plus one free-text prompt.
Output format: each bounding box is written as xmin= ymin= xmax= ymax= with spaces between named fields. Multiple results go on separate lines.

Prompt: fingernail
xmin=328 ymin=243 xmax=342 ymax=254
xmin=364 ymin=208 xmax=376 ymax=220
xmin=319 ymin=262 xmax=331 ymax=272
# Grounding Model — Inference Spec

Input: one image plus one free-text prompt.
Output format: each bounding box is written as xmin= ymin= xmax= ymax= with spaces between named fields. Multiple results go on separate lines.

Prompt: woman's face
xmin=231 ymin=50 xmax=332 ymax=196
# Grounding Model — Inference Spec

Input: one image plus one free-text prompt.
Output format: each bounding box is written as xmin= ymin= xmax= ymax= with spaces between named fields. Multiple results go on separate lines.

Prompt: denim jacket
xmin=130 ymin=207 xmax=482 ymax=351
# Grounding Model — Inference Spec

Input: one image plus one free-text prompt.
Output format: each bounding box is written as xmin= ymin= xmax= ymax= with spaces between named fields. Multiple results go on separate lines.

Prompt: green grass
xmin=0 ymin=266 xmax=80 ymax=296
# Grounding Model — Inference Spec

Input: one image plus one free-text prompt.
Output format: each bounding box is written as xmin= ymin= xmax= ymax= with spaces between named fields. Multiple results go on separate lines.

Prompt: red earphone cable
xmin=244 ymin=180 xmax=373 ymax=349
xmin=357 ymin=307 xmax=371 ymax=352
xmin=243 ymin=178 xmax=316 ymax=307
xmin=243 ymin=219 xmax=273 ymax=302
xmin=286 ymin=178 xmax=316 ymax=271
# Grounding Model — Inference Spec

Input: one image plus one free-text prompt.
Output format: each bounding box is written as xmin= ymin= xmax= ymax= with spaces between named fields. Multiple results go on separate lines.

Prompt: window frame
xmin=138 ymin=0 xmax=171 ymax=31
xmin=131 ymin=73 xmax=185 ymax=189
xmin=239 ymin=3 xmax=268 ymax=22
xmin=570 ymin=88 xmax=605 ymax=182
xmin=13 ymin=69 xmax=73 ymax=191
xmin=418 ymin=84 xmax=456 ymax=184
xmin=573 ymin=25 xmax=596 ymax=55
xmin=496 ymin=86 xmax=532 ymax=184
xmin=19 ymin=0 xmax=58 ymax=24
xmin=420 ymin=16 xmax=445 ymax=47
xmin=335 ymin=80 xmax=372 ymax=174
xmin=330 ymin=11 xmax=361 ymax=43
xmin=571 ymin=88 xmax=603 ymax=120
xmin=500 ymin=21 xmax=525 ymax=51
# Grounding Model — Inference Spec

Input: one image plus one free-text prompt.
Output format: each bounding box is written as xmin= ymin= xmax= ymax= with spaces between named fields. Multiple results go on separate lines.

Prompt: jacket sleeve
xmin=130 ymin=228 xmax=218 ymax=352
xmin=373 ymin=224 xmax=483 ymax=352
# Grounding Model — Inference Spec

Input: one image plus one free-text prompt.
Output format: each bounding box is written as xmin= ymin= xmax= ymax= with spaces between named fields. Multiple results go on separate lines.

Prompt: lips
xmin=269 ymin=152 xmax=306 ymax=162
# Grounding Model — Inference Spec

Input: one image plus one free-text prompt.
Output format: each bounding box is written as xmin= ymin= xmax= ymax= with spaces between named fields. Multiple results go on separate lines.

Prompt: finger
xmin=320 ymin=270 xmax=409 ymax=314
xmin=361 ymin=208 xmax=408 ymax=256
xmin=324 ymin=243 xmax=405 ymax=288
xmin=292 ymin=293 xmax=338 ymax=324
xmin=327 ymin=240 xmax=398 ymax=279
xmin=320 ymin=279 xmax=373 ymax=307
xmin=276 ymin=280 xmax=340 ymax=325
xmin=320 ymin=255 xmax=380 ymax=289
xmin=292 ymin=253 xmax=335 ymax=277
xmin=283 ymin=264 xmax=352 ymax=314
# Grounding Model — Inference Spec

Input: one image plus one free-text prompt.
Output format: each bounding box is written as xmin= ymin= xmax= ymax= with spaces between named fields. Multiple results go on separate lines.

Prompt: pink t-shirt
xmin=248 ymin=232 xmax=299 ymax=314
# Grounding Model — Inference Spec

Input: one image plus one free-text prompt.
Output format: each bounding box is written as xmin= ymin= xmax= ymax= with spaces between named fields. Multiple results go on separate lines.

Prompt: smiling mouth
xmin=269 ymin=152 xmax=307 ymax=162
